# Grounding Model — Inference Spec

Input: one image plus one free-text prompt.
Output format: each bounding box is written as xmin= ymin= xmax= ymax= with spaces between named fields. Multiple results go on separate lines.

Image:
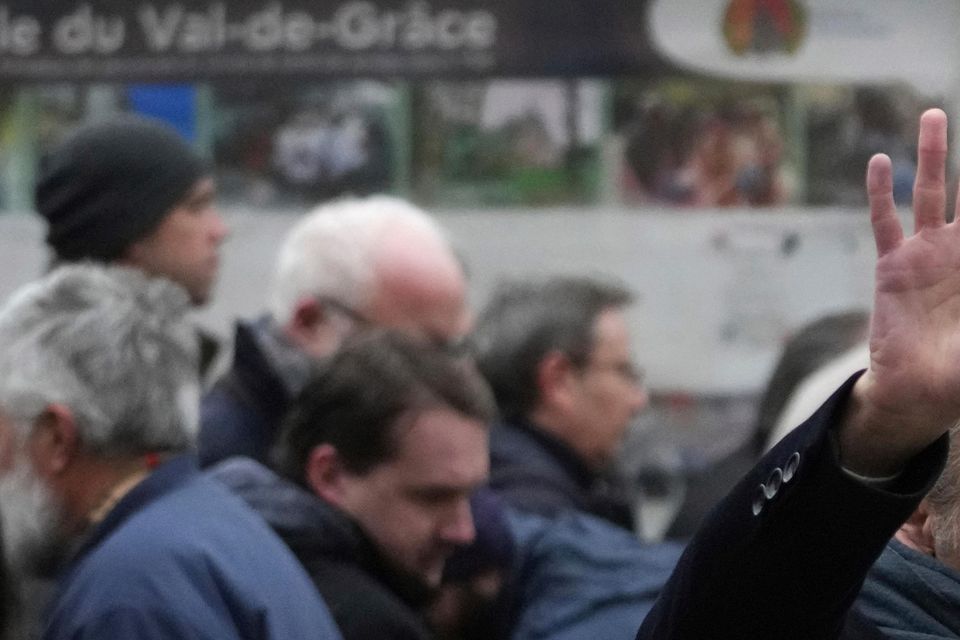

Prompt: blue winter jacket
xmin=507 ymin=509 xmax=683 ymax=640
xmin=43 ymin=455 xmax=342 ymax=640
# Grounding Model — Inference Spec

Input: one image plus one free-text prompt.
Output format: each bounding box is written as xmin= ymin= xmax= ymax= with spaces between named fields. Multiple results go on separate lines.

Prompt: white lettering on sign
xmin=53 ymin=4 xmax=124 ymax=54
xmin=0 ymin=6 xmax=40 ymax=54
xmin=0 ymin=1 xmax=499 ymax=57
xmin=137 ymin=1 xmax=497 ymax=53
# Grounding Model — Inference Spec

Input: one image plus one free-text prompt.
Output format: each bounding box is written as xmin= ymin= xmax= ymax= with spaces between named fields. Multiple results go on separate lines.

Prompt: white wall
xmin=0 ymin=206 xmax=877 ymax=394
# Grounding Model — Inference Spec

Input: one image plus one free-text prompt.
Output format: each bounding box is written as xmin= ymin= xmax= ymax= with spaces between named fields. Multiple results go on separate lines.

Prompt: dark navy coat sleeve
xmin=636 ymin=373 xmax=948 ymax=640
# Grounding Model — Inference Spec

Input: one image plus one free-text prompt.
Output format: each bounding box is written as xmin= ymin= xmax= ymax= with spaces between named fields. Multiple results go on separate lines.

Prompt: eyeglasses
xmin=316 ymin=296 xmax=471 ymax=356
xmin=316 ymin=296 xmax=371 ymax=328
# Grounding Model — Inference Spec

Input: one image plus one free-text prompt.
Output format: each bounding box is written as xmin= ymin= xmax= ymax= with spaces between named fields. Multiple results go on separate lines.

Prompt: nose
xmin=439 ymin=498 xmax=476 ymax=547
xmin=629 ymin=383 xmax=649 ymax=416
xmin=207 ymin=207 xmax=229 ymax=245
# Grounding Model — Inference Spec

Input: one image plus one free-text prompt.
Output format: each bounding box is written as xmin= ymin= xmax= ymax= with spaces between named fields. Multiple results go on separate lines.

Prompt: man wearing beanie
xmin=34 ymin=114 xmax=227 ymax=363
xmin=8 ymin=114 xmax=230 ymax=638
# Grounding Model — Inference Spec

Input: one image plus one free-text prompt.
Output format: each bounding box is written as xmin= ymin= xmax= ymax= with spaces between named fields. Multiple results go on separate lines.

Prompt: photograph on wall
xmin=802 ymin=84 xmax=940 ymax=208
xmin=611 ymin=77 xmax=797 ymax=208
xmin=611 ymin=77 xmax=941 ymax=210
xmin=412 ymin=79 xmax=605 ymax=207
xmin=211 ymin=80 xmax=404 ymax=209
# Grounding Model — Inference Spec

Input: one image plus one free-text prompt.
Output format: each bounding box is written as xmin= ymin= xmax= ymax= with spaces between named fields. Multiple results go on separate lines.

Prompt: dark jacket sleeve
xmin=636 ymin=373 xmax=948 ymax=640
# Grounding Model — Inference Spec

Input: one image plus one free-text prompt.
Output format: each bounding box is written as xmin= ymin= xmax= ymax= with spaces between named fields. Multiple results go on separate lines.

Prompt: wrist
xmin=838 ymin=373 xmax=920 ymax=477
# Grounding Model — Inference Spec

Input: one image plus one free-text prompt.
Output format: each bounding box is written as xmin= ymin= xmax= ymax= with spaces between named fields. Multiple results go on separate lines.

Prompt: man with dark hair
xmin=0 ymin=265 xmax=340 ymax=639
xmin=211 ymin=330 xmax=497 ymax=640
xmin=34 ymin=114 xmax=228 ymax=375
xmin=472 ymin=276 xmax=648 ymax=529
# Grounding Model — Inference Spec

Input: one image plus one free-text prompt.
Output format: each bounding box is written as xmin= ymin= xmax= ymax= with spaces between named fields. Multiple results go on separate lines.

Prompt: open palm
xmin=851 ymin=109 xmax=960 ymax=471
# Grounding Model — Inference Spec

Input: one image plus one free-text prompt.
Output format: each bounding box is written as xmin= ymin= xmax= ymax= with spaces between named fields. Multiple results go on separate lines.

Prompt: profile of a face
xmin=332 ymin=407 xmax=489 ymax=587
xmin=122 ymin=177 xmax=227 ymax=306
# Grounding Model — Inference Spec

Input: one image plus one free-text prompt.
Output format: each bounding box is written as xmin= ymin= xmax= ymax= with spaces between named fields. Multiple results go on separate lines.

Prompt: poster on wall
xmin=610 ymin=78 xmax=938 ymax=209
xmin=612 ymin=78 xmax=795 ymax=208
xmin=621 ymin=0 xmax=953 ymax=209
xmin=414 ymin=80 xmax=604 ymax=206
xmin=211 ymin=80 xmax=403 ymax=207
xmin=0 ymin=1 xmax=950 ymax=210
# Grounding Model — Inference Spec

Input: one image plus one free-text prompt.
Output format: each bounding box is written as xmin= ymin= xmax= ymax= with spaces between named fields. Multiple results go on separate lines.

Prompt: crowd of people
xmin=1 ymin=107 xmax=960 ymax=640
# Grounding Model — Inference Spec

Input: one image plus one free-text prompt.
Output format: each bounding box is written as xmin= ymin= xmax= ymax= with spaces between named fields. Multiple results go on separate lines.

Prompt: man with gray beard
xmin=0 ymin=265 xmax=341 ymax=640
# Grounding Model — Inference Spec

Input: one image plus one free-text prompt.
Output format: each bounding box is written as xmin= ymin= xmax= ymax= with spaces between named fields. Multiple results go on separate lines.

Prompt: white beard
xmin=0 ymin=458 xmax=67 ymax=577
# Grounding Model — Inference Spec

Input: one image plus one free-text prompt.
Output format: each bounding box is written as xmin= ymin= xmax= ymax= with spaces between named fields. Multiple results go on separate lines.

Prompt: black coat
xmin=210 ymin=458 xmax=435 ymax=640
xmin=636 ymin=374 xmax=947 ymax=640
xmin=198 ymin=320 xmax=291 ymax=468
xmin=489 ymin=418 xmax=635 ymax=530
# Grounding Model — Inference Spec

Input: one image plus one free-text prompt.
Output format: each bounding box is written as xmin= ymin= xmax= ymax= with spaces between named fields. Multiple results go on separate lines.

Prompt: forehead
xmin=590 ymin=308 xmax=632 ymax=357
xmin=378 ymin=407 xmax=488 ymax=486
xmin=369 ymin=245 xmax=469 ymax=342
xmin=148 ymin=177 xmax=215 ymax=234
xmin=179 ymin=176 xmax=216 ymax=203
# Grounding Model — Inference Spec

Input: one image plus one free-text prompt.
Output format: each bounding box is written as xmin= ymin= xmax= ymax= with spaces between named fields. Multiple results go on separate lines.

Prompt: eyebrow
xmin=406 ymin=477 xmax=487 ymax=498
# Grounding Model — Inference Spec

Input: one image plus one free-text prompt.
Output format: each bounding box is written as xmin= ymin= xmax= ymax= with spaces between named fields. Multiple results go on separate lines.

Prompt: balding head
xmin=368 ymin=217 xmax=471 ymax=347
xmin=269 ymin=196 xmax=468 ymax=358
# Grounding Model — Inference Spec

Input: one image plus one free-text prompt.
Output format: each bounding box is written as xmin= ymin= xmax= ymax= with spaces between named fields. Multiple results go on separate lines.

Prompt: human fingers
xmin=913 ymin=108 xmax=949 ymax=230
xmin=868 ymin=153 xmax=903 ymax=256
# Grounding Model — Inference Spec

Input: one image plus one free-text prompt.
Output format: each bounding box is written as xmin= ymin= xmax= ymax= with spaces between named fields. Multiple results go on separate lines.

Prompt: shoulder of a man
xmin=47 ymin=473 xmax=340 ymax=640
xmin=197 ymin=326 xmax=290 ymax=468
xmin=489 ymin=422 xmax=588 ymax=516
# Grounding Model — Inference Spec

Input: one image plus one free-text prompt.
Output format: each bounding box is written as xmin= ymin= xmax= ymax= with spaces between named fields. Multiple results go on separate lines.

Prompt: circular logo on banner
xmin=723 ymin=0 xmax=807 ymax=56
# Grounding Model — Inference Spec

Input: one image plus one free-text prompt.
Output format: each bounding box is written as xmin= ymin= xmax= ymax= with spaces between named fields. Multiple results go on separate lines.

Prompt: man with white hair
xmin=198 ymin=195 xmax=469 ymax=467
xmin=0 ymin=265 xmax=341 ymax=639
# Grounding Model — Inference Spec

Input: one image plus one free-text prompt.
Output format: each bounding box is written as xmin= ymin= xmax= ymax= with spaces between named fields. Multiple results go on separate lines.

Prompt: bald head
xmin=270 ymin=196 xmax=469 ymax=357
xmin=369 ymin=218 xmax=470 ymax=346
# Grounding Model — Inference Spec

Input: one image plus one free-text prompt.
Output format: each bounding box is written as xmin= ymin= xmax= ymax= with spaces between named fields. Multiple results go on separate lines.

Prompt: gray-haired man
xmin=0 ymin=265 xmax=340 ymax=639
xmin=199 ymin=195 xmax=469 ymax=467
xmin=472 ymin=276 xmax=648 ymax=530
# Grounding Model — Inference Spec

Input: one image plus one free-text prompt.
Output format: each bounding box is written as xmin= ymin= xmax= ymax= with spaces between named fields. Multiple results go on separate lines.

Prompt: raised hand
xmin=841 ymin=108 xmax=960 ymax=476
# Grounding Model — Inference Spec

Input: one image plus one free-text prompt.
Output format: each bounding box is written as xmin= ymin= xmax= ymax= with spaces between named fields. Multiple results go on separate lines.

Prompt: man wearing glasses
xmin=472 ymin=276 xmax=648 ymax=530
xmin=198 ymin=195 xmax=469 ymax=468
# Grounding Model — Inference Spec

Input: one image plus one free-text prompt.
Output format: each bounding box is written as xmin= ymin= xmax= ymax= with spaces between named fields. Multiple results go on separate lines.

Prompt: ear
xmin=29 ymin=404 xmax=80 ymax=477
xmin=895 ymin=500 xmax=936 ymax=556
xmin=535 ymin=351 xmax=577 ymax=410
xmin=285 ymin=298 xmax=347 ymax=360
xmin=289 ymin=297 xmax=323 ymax=337
xmin=305 ymin=443 xmax=349 ymax=507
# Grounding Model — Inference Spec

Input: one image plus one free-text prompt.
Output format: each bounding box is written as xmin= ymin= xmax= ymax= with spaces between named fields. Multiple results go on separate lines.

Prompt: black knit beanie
xmin=35 ymin=114 xmax=208 ymax=262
